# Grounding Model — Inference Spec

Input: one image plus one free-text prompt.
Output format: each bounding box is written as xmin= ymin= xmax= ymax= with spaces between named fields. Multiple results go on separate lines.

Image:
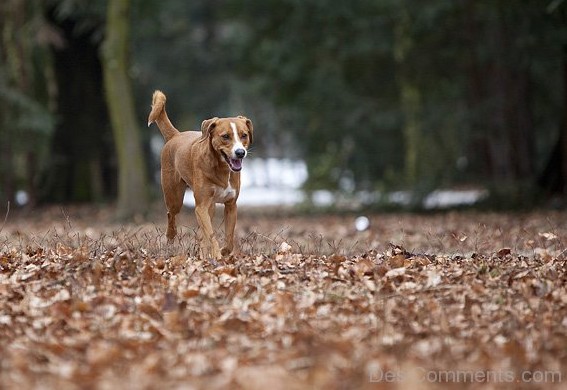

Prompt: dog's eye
xmin=222 ymin=134 xmax=230 ymax=140
xmin=241 ymin=133 xmax=248 ymax=139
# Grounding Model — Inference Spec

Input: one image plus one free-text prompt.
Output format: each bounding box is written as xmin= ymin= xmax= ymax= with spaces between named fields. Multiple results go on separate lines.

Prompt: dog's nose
xmin=235 ymin=148 xmax=246 ymax=159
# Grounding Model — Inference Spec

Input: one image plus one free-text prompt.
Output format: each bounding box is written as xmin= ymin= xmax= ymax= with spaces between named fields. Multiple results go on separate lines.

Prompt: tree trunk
xmin=0 ymin=2 xmax=14 ymax=206
xmin=562 ymin=45 xmax=567 ymax=195
xmin=0 ymin=109 xmax=14 ymax=206
xmin=1 ymin=0 xmax=29 ymax=206
xmin=463 ymin=0 xmax=490 ymax=180
xmin=538 ymin=44 xmax=567 ymax=197
xmin=464 ymin=2 xmax=536 ymax=187
xmin=47 ymin=13 xmax=114 ymax=203
xmin=101 ymin=0 xmax=148 ymax=219
xmin=394 ymin=6 xmax=421 ymax=186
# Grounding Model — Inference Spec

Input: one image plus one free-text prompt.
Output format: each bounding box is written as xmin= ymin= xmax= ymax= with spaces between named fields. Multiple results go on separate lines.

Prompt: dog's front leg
xmin=195 ymin=203 xmax=222 ymax=260
xmin=221 ymin=200 xmax=237 ymax=256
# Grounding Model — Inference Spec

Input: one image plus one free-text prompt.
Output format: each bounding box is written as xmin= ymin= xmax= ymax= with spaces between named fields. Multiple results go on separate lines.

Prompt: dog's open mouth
xmin=222 ymin=152 xmax=243 ymax=172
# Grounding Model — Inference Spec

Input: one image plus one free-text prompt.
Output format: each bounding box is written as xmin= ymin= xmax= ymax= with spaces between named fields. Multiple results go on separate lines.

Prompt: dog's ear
xmin=201 ymin=117 xmax=219 ymax=137
xmin=238 ymin=116 xmax=254 ymax=143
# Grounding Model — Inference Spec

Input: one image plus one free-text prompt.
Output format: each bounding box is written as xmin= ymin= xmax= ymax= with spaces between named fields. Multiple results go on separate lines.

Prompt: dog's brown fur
xmin=148 ymin=90 xmax=253 ymax=259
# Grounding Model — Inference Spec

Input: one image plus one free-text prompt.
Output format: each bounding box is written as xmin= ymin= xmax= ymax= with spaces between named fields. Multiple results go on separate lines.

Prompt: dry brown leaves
xmin=0 ymin=207 xmax=566 ymax=389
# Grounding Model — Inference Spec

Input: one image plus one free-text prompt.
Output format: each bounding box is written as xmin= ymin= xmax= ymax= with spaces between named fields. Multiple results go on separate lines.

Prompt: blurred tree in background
xmin=45 ymin=0 xmax=114 ymax=204
xmin=227 ymin=0 xmax=567 ymax=201
xmin=0 ymin=0 xmax=566 ymax=210
xmin=102 ymin=0 xmax=148 ymax=218
xmin=0 ymin=0 xmax=56 ymax=207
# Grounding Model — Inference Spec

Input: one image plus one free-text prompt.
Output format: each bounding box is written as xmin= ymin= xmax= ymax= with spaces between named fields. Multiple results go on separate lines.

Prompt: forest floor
xmin=0 ymin=204 xmax=565 ymax=389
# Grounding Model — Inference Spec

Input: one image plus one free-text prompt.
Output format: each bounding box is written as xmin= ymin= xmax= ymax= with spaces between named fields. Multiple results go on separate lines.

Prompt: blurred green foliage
xmin=1 ymin=0 xmax=566 ymax=206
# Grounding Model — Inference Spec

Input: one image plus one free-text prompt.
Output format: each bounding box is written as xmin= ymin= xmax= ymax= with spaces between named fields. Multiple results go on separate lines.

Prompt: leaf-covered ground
xmin=0 ymin=206 xmax=566 ymax=389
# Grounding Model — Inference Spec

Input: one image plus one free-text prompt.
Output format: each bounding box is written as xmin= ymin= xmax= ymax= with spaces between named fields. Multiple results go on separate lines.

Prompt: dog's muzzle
xmin=223 ymin=151 xmax=245 ymax=172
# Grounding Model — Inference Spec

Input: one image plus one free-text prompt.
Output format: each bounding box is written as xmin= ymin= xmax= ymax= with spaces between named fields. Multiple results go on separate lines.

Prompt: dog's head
xmin=201 ymin=116 xmax=253 ymax=172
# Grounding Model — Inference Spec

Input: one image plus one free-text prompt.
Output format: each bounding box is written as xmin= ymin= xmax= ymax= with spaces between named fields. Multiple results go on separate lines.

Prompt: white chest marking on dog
xmin=230 ymin=122 xmax=246 ymax=158
xmin=213 ymin=174 xmax=236 ymax=203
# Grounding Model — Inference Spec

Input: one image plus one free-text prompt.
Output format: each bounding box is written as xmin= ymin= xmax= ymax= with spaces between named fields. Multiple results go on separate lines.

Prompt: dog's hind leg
xmin=162 ymin=174 xmax=186 ymax=242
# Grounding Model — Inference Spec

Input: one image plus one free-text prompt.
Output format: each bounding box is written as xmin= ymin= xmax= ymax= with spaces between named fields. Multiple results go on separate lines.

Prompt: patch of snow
xmin=423 ymin=189 xmax=488 ymax=209
xmin=311 ymin=190 xmax=334 ymax=207
xmin=184 ymin=158 xmax=307 ymax=207
xmin=179 ymin=158 xmax=488 ymax=209
xmin=388 ymin=191 xmax=412 ymax=206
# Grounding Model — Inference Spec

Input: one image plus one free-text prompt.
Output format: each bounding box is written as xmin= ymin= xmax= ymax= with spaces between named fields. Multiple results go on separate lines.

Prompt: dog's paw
xmin=166 ymin=227 xmax=177 ymax=241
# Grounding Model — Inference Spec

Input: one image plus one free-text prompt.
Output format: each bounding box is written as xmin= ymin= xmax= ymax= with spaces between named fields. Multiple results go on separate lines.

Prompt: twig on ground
xmin=0 ymin=202 xmax=10 ymax=235
xmin=60 ymin=207 xmax=73 ymax=230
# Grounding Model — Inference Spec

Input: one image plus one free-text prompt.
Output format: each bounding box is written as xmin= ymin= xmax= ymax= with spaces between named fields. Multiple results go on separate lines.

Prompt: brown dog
xmin=147 ymin=90 xmax=253 ymax=259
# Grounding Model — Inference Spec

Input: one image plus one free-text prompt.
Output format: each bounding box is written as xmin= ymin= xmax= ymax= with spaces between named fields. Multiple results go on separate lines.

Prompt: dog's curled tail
xmin=147 ymin=90 xmax=180 ymax=141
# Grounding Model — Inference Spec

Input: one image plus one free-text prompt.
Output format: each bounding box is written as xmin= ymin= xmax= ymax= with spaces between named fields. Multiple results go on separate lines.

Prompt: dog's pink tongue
xmin=231 ymin=158 xmax=242 ymax=170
